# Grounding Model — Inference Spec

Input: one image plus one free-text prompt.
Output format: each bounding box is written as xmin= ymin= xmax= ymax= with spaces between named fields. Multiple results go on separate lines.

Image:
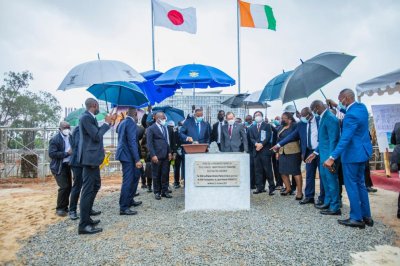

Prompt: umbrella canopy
xmin=132 ymin=70 xmax=177 ymax=105
xmin=281 ymin=52 xmax=355 ymax=103
xmin=242 ymin=90 xmax=271 ymax=109
xmin=87 ymin=81 xmax=149 ymax=108
xmin=64 ymin=108 xmax=107 ymax=126
xmin=147 ymin=106 xmax=185 ymax=124
xmin=260 ymin=71 xmax=293 ymax=102
xmin=221 ymin=93 xmax=250 ymax=108
xmin=57 ymin=60 xmax=145 ymax=91
xmin=154 ymin=64 xmax=235 ymax=88
xmin=356 ymin=68 xmax=400 ymax=97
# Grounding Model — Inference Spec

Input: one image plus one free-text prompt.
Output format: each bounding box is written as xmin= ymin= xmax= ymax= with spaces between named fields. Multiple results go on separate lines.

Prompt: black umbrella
xmin=221 ymin=93 xmax=250 ymax=108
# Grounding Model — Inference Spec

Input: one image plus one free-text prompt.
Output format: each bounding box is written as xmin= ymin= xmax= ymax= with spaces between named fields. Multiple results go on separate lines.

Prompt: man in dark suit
xmin=220 ymin=112 xmax=248 ymax=153
xmin=309 ymin=100 xmax=341 ymax=215
xmin=49 ymin=121 xmax=73 ymax=217
xmin=272 ymin=107 xmax=325 ymax=205
xmin=249 ymin=111 xmax=275 ymax=195
xmin=211 ymin=110 xmax=226 ymax=151
xmin=69 ymin=125 xmax=83 ymax=220
xmin=146 ymin=112 xmax=172 ymax=200
xmin=77 ymin=98 xmax=112 ymax=235
xmin=324 ymin=89 xmax=373 ymax=229
xmin=244 ymin=115 xmax=256 ymax=189
xmin=179 ymin=109 xmax=211 ymax=180
xmin=116 ymin=108 xmax=143 ymax=215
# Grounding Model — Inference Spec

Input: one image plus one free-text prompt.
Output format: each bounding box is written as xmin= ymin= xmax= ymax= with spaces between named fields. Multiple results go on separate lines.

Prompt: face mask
xmin=312 ymin=112 xmax=320 ymax=118
xmin=61 ymin=129 xmax=71 ymax=136
xmin=94 ymin=108 xmax=99 ymax=115
xmin=196 ymin=116 xmax=203 ymax=122
xmin=252 ymin=121 xmax=256 ymax=126
xmin=158 ymin=119 xmax=166 ymax=126
xmin=273 ymin=120 xmax=280 ymax=126
xmin=338 ymin=100 xmax=346 ymax=110
xmin=244 ymin=122 xmax=250 ymax=127
xmin=281 ymin=121 xmax=287 ymax=126
xmin=227 ymin=119 xmax=235 ymax=126
xmin=254 ymin=116 xmax=263 ymax=123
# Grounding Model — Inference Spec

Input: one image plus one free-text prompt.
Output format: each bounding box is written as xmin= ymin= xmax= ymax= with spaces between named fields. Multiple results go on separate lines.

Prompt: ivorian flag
xmin=239 ymin=1 xmax=276 ymax=31
xmin=152 ymin=0 xmax=197 ymax=34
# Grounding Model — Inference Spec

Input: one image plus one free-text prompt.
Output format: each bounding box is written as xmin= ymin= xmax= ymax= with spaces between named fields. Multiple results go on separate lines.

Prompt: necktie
xmin=257 ymin=123 xmax=260 ymax=132
xmin=228 ymin=125 xmax=232 ymax=137
xmin=307 ymin=120 xmax=312 ymax=149
xmin=162 ymin=125 xmax=168 ymax=142
xmin=196 ymin=122 xmax=200 ymax=137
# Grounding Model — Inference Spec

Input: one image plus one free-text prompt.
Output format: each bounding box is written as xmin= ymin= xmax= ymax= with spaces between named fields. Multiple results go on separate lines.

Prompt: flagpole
xmin=151 ymin=0 xmax=156 ymax=70
xmin=236 ymin=0 xmax=241 ymax=94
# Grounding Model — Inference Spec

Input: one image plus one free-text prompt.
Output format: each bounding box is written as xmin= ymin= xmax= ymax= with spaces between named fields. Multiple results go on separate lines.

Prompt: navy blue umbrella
xmin=146 ymin=106 xmax=185 ymax=125
xmin=87 ymin=81 xmax=149 ymax=111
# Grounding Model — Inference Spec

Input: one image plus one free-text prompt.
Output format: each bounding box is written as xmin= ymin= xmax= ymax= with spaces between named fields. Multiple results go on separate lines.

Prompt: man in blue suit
xmin=324 ymin=89 xmax=373 ymax=229
xmin=308 ymin=100 xmax=341 ymax=215
xmin=77 ymin=98 xmax=112 ymax=235
xmin=147 ymin=112 xmax=172 ymax=200
xmin=116 ymin=108 xmax=143 ymax=215
xmin=179 ymin=109 xmax=211 ymax=180
xmin=272 ymin=107 xmax=325 ymax=205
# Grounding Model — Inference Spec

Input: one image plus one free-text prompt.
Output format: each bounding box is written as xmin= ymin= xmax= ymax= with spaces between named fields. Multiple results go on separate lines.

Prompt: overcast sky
xmin=1 ymin=0 xmax=399 ymax=118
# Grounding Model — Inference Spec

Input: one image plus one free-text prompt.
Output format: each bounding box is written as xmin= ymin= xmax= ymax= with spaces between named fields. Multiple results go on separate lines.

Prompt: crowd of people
xmin=48 ymin=89 xmax=400 ymax=235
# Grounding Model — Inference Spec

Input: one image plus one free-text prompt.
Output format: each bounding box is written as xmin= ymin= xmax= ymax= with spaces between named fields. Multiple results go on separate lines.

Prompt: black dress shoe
xmin=269 ymin=191 xmax=275 ymax=196
xmin=141 ymin=184 xmax=148 ymax=189
xmin=147 ymin=187 xmax=153 ymax=193
xmin=338 ymin=218 xmax=365 ymax=229
xmin=134 ymin=192 xmax=140 ymax=197
xmin=155 ymin=194 xmax=161 ymax=200
xmin=280 ymin=190 xmax=291 ymax=196
xmin=174 ymin=184 xmax=181 ymax=189
xmin=161 ymin=193 xmax=172 ymax=198
xmin=90 ymin=210 xmax=101 ymax=216
xmin=120 ymin=209 xmax=138 ymax=215
xmin=89 ymin=219 xmax=100 ymax=225
xmin=250 ymin=186 xmax=256 ymax=190
xmin=69 ymin=211 xmax=79 ymax=220
xmin=78 ymin=225 xmax=103 ymax=235
xmin=56 ymin=210 xmax=68 ymax=217
xmin=320 ymin=209 xmax=342 ymax=215
xmin=315 ymin=204 xmax=329 ymax=210
xmin=363 ymin=217 xmax=374 ymax=227
xmin=167 ymin=189 xmax=173 ymax=194
xmin=367 ymin=187 xmax=378 ymax=193
xmin=300 ymin=198 xmax=315 ymax=205
xmin=130 ymin=200 xmax=142 ymax=207
xmin=315 ymin=199 xmax=324 ymax=206
xmin=253 ymin=190 xmax=263 ymax=194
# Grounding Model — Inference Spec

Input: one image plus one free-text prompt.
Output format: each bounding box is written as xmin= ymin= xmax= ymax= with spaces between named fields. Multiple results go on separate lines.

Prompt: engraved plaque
xmin=194 ymin=161 xmax=240 ymax=186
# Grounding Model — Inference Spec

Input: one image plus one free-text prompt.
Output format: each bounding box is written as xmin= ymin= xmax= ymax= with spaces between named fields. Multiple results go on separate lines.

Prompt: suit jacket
xmin=211 ymin=121 xmax=227 ymax=143
xmin=77 ymin=110 xmax=110 ymax=166
xmin=69 ymin=126 xmax=81 ymax=167
xmin=167 ymin=126 xmax=178 ymax=154
xmin=331 ymin=102 xmax=372 ymax=163
xmin=278 ymin=117 xmax=320 ymax=159
xmin=146 ymin=123 xmax=171 ymax=160
xmin=220 ymin=122 xmax=248 ymax=152
xmin=115 ymin=117 xmax=140 ymax=163
xmin=314 ymin=110 xmax=340 ymax=162
xmin=49 ymin=132 xmax=72 ymax=175
xmin=179 ymin=118 xmax=211 ymax=144
xmin=248 ymin=122 xmax=274 ymax=157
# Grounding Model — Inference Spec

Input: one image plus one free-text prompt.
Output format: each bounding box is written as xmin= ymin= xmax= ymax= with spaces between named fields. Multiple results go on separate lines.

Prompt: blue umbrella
xmin=281 ymin=52 xmax=355 ymax=103
xmin=154 ymin=64 xmax=235 ymax=100
xmin=260 ymin=70 xmax=294 ymax=102
xmin=87 ymin=81 xmax=149 ymax=111
xmin=132 ymin=70 xmax=177 ymax=105
xmin=146 ymin=106 xmax=185 ymax=125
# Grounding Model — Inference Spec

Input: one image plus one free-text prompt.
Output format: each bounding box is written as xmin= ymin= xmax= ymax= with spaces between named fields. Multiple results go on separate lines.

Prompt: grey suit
xmin=220 ymin=122 xmax=248 ymax=153
xmin=78 ymin=110 xmax=110 ymax=230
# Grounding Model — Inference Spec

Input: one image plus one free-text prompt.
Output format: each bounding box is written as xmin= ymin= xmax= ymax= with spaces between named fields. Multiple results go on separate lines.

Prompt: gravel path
xmin=18 ymin=187 xmax=395 ymax=265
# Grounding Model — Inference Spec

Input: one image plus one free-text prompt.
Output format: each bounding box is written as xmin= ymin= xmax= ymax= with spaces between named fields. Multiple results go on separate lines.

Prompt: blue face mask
xmin=196 ymin=116 xmax=203 ymax=122
xmin=300 ymin=117 xmax=308 ymax=123
xmin=244 ymin=122 xmax=250 ymax=127
xmin=312 ymin=112 xmax=319 ymax=118
xmin=252 ymin=121 xmax=257 ymax=126
xmin=273 ymin=120 xmax=280 ymax=126
xmin=338 ymin=101 xmax=346 ymax=110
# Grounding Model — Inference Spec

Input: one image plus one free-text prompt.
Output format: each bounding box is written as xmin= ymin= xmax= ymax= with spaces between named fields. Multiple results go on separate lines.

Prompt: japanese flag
xmin=152 ymin=0 xmax=197 ymax=34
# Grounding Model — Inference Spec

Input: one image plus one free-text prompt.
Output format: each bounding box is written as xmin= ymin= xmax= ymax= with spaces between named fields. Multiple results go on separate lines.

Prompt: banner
xmin=371 ymin=104 xmax=400 ymax=152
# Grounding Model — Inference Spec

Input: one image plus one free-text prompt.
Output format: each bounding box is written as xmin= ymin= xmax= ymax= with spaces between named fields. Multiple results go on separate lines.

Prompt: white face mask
xmin=61 ymin=129 xmax=71 ymax=136
xmin=254 ymin=116 xmax=263 ymax=123
xmin=227 ymin=119 xmax=235 ymax=126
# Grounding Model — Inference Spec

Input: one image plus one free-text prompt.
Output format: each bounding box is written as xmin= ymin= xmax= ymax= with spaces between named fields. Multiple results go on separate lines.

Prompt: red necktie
xmin=228 ymin=125 xmax=232 ymax=137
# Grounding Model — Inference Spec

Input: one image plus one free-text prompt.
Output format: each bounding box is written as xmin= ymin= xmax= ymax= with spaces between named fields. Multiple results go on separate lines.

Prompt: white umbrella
xmin=356 ymin=68 xmax=400 ymax=98
xmin=57 ymin=60 xmax=145 ymax=91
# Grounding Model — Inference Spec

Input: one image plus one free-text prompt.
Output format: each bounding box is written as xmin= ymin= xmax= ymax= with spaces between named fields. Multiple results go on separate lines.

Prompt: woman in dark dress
xmin=277 ymin=112 xmax=303 ymax=199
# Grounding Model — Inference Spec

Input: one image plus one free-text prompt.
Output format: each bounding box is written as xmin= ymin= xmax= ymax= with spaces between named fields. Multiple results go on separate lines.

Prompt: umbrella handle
xmin=105 ymin=88 xmax=109 ymax=113
xmin=292 ymin=101 xmax=298 ymax=112
xmin=319 ymin=89 xmax=327 ymax=100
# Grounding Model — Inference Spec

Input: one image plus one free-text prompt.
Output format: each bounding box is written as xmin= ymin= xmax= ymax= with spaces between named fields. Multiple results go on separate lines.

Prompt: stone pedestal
xmin=185 ymin=152 xmax=250 ymax=211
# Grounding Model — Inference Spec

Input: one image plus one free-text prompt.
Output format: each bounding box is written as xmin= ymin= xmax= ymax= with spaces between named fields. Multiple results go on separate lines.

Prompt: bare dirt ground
xmin=0 ymin=175 xmax=399 ymax=265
